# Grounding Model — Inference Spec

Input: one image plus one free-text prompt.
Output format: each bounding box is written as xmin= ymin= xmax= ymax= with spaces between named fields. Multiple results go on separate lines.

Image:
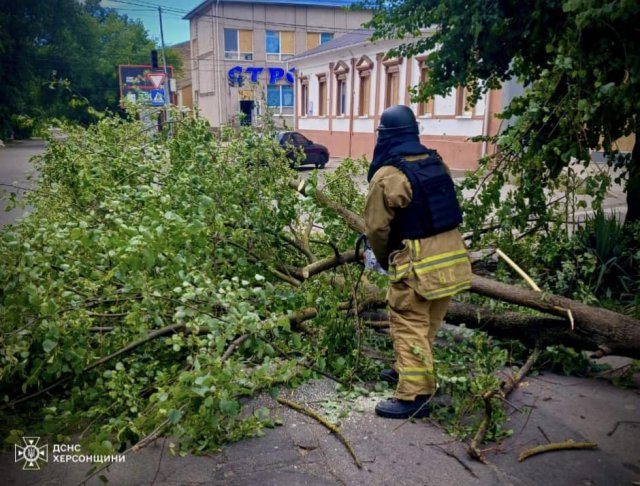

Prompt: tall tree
xmin=364 ymin=0 xmax=640 ymax=225
xmin=0 ymin=0 xmax=182 ymax=137
xmin=0 ymin=0 xmax=81 ymax=137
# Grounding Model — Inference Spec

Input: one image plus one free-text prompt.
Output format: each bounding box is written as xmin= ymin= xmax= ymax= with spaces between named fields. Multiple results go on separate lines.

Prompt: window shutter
xmin=281 ymin=31 xmax=294 ymax=54
xmin=239 ymin=30 xmax=252 ymax=53
xmin=307 ymin=33 xmax=319 ymax=50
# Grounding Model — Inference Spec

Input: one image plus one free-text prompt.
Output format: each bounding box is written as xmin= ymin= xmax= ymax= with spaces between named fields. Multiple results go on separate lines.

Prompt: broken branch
xmin=468 ymin=348 xmax=541 ymax=463
xmin=5 ymin=308 xmax=318 ymax=409
xmin=518 ymin=439 xmax=598 ymax=462
xmin=276 ymin=396 xmax=362 ymax=469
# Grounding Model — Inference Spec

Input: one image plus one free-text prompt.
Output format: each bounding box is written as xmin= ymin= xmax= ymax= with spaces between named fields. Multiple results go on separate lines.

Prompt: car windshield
xmin=292 ymin=133 xmax=309 ymax=144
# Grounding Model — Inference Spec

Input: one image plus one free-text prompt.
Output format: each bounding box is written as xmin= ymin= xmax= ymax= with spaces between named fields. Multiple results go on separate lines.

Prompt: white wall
xmin=333 ymin=117 xmax=349 ymax=132
xmin=299 ymin=117 xmax=329 ymax=131
xmin=353 ymin=118 xmax=375 ymax=133
xmin=419 ymin=118 xmax=484 ymax=137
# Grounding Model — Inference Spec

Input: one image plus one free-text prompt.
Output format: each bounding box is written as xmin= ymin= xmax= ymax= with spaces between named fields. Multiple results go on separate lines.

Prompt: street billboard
xmin=118 ymin=65 xmax=175 ymax=105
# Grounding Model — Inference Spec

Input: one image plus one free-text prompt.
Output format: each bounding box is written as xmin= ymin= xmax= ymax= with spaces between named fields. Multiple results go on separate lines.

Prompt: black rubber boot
xmin=380 ymin=368 xmax=399 ymax=384
xmin=375 ymin=395 xmax=430 ymax=419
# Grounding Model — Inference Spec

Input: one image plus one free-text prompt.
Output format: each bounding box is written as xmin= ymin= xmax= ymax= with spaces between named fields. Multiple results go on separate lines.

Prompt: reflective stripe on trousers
xmin=387 ymin=280 xmax=451 ymax=400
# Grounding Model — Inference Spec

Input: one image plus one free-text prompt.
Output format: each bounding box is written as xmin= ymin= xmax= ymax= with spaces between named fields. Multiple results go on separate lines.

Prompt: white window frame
xmin=266 ymin=84 xmax=294 ymax=113
xmin=224 ymin=28 xmax=253 ymax=61
xmin=266 ymin=30 xmax=294 ymax=62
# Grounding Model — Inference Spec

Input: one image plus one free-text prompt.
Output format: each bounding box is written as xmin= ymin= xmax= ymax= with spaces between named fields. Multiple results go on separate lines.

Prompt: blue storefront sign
xmin=228 ymin=66 xmax=296 ymax=86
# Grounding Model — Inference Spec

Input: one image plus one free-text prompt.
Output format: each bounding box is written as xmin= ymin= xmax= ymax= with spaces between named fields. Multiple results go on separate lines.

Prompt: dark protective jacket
xmin=387 ymin=151 xmax=463 ymax=253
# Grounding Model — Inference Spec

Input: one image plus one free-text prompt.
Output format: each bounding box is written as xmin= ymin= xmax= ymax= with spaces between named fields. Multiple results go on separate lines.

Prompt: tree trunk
xmin=625 ymin=128 xmax=640 ymax=225
xmin=470 ymin=275 xmax=640 ymax=358
xmin=355 ymin=301 xmax=640 ymax=359
xmin=444 ymin=302 xmax=631 ymax=354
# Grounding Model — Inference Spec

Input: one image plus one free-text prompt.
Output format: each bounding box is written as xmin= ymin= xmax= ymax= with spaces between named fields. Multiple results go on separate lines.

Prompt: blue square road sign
xmin=150 ymin=89 xmax=166 ymax=106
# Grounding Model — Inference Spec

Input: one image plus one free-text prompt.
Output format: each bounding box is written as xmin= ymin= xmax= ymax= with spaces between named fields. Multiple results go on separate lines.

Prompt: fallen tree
xmin=292 ymin=179 xmax=640 ymax=359
xmin=1 ymin=111 xmax=637 ymax=461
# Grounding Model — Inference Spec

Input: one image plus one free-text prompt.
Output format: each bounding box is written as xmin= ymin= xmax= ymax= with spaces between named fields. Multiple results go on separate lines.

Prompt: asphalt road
xmin=2 ymin=372 xmax=639 ymax=485
xmin=0 ymin=139 xmax=44 ymax=228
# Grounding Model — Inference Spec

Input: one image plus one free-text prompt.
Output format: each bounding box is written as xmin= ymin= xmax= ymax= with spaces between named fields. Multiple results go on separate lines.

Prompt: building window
xmin=334 ymin=61 xmax=349 ymax=116
xmin=456 ymin=86 xmax=473 ymax=116
xmin=266 ymin=30 xmax=294 ymax=61
xmin=383 ymin=57 xmax=401 ymax=109
xmin=318 ymin=75 xmax=327 ymax=116
xmin=358 ymin=75 xmax=370 ymax=116
xmin=418 ymin=63 xmax=434 ymax=116
xmin=336 ymin=78 xmax=347 ymax=115
xmin=300 ymin=78 xmax=309 ymax=116
xmin=266 ymin=84 xmax=294 ymax=111
xmin=385 ymin=70 xmax=399 ymax=108
xmin=356 ymin=55 xmax=373 ymax=116
xmin=224 ymin=29 xmax=253 ymax=60
xmin=306 ymin=32 xmax=334 ymax=49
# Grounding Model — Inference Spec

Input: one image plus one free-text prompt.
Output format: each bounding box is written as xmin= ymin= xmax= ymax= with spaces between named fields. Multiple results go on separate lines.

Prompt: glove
xmin=364 ymin=248 xmax=387 ymax=275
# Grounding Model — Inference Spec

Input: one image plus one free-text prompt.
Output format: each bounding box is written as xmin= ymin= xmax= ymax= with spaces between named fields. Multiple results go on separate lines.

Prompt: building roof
xmin=290 ymin=29 xmax=374 ymax=61
xmin=184 ymin=0 xmax=360 ymax=20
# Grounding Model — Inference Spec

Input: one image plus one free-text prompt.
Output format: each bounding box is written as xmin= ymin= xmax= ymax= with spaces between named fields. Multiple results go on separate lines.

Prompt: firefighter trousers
xmin=387 ymin=280 xmax=451 ymax=400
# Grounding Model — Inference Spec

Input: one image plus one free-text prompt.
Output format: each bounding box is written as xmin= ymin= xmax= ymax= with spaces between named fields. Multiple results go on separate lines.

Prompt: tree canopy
xmin=0 ymin=0 xmax=181 ymax=138
xmin=364 ymin=0 xmax=640 ymax=224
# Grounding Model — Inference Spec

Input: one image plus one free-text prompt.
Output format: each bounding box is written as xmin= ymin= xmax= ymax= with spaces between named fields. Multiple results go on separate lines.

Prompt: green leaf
xmin=219 ymin=399 xmax=240 ymax=417
xmin=167 ymin=409 xmax=183 ymax=424
xmin=42 ymin=339 xmax=57 ymax=353
xmin=253 ymin=406 xmax=270 ymax=422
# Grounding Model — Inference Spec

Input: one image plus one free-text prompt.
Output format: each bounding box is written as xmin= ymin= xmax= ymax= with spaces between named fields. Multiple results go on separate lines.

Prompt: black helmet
xmin=377 ymin=105 xmax=418 ymax=140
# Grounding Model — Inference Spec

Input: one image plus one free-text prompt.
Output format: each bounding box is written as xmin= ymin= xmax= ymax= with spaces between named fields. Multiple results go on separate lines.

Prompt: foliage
xmin=0 ymin=108 xmax=539 ymax=458
xmin=0 ymin=0 xmax=181 ymax=138
xmin=539 ymin=346 xmax=605 ymax=376
xmin=363 ymin=0 xmax=640 ymax=226
xmin=473 ymin=210 xmax=640 ymax=313
xmin=9 ymin=115 xmax=36 ymax=140
xmin=539 ymin=213 xmax=640 ymax=308
xmin=0 ymin=109 xmax=348 ymax=455
xmin=430 ymin=327 xmax=514 ymax=442
xmin=609 ymin=360 xmax=640 ymax=388
xmin=2 ymin=108 xmax=636 ymax=466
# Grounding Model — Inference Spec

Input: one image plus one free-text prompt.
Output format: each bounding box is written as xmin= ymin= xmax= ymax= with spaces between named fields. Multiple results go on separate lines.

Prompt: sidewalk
xmin=2 ymin=370 xmax=639 ymax=485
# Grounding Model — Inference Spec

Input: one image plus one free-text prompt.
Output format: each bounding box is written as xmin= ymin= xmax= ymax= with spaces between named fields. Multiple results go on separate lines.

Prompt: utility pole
xmin=158 ymin=7 xmax=171 ymax=129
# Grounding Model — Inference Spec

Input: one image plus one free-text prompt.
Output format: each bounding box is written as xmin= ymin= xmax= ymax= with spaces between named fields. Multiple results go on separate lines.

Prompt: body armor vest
xmin=388 ymin=151 xmax=463 ymax=252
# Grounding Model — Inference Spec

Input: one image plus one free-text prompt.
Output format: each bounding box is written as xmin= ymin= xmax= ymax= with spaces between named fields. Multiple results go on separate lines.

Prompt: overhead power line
xmin=107 ymin=0 xmax=372 ymax=35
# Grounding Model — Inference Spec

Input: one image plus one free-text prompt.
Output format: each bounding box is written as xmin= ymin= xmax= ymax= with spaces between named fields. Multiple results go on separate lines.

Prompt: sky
xmin=102 ymin=0 xmax=203 ymax=46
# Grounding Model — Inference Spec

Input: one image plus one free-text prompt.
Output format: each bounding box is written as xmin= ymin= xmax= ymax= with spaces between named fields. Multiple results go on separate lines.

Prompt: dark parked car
xmin=278 ymin=131 xmax=329 ymax=169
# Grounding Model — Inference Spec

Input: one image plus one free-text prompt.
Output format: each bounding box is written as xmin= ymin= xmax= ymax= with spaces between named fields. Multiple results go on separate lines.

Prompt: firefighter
xmin=364 ymin=105 xmax=472 ymax=419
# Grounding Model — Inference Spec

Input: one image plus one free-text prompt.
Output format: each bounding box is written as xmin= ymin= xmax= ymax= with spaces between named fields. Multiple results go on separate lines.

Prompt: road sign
xmin=150 ymin=89 xmax=166 ymax=106
xmin=147 ymin=73 xmax=165 ymax=89
xmin=118 ymin=65 xmax=174 ymax=106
